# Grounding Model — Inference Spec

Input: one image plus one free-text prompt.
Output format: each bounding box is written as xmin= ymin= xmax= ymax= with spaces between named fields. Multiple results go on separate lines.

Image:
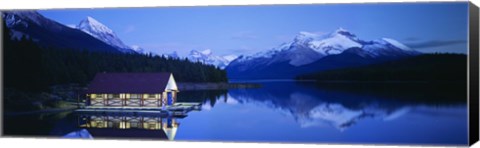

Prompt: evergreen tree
xmin=3 ymin=25 xmax=229 ymax=92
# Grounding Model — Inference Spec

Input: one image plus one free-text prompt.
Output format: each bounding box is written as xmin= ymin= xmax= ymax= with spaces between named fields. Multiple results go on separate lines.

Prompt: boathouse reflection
xmin=77 ymin=114 xmax=179 ymax=140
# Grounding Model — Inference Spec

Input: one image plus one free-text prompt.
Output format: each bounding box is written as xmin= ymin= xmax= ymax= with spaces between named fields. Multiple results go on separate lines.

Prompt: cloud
xmin=404 ymin=40 xmax=467 ymax=49
xmin=123 ymin=25 xmax=136 ymax=33
xmin=231 ymin=31 xmax=258 ymax=40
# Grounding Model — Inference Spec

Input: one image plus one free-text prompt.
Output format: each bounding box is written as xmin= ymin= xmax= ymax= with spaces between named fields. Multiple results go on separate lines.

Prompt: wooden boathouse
xmin=85 ymin=73 xmax=179 ymax=107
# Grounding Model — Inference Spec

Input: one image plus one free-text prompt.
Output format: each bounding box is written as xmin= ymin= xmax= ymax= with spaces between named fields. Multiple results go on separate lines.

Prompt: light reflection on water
xmin=175 ymin=82 xmax=467 ymax=145
xmin=3 ymin=82 xmax=468 ymax=146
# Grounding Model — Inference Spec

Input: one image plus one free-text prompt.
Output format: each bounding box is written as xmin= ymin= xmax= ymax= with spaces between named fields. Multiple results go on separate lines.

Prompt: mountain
xmin=188 ymin=49 xmax=238 ymax=69
xmin=226 ymin=28 xmax=421 ymax=79
xmin=2 ymin=11 xmax=121 ymax=53
xmin=130 ymin=45 xmax=146 ymax=54
xmin=131 ymin=45 xmax=163 ymax=56
xmin=76 ymin=16 xmax=136 ymax=53
xmin=163 ymin=51 xmax=179 ymax=59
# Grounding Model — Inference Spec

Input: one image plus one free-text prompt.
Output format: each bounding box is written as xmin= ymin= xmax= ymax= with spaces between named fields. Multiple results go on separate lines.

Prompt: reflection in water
xmin=68 ymin=114 xmax=180 ymax=140
xmin=177 ymin=89 xmax=228 ymax=107
xmin=225 ymin=82 xmax=466 ymax=131
xmin=3 ymin=81 xmax=467 ymax=145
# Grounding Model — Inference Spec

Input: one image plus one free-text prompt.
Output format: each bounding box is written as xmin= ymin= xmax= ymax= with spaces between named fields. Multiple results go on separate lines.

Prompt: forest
xmin=3 ymin=28 xmax=227 ymax=93
xmin=297 ymin=53 xmax=467 ymax=82
xmin=3 ymin=23 xmax=227 ymax=111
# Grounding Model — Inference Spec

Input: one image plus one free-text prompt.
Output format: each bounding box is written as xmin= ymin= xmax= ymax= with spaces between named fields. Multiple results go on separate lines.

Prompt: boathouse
xmin=85 ymin=73 xmax=179 ymax=107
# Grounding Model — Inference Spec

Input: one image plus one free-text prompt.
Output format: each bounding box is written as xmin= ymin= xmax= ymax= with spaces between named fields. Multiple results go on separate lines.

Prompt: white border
xmin=0 ymin=0 xmax=479 ymax=148
xmin=0 ymin=0 xmax=471 ymax=10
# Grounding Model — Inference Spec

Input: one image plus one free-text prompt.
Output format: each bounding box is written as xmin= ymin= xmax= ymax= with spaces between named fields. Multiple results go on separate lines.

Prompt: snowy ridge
xmin=78 ymin=17 xmax=115 ymax=36
xmin=2 ymin=11 xmax=130 ymax=53
xmin=76 ymin=16 xmax=136 ymax=53
xmin=188 ymin=49 xmax=238 ymax=69
xmin=130 ymin=45 xmax=151 ymax=55
xmin=232 ymin=28 xmax=420 ymax=67
xmin=381 ymin=38 xmax=412 ymax=51
xmin=3 ymin=11 xmax=44 ymax=27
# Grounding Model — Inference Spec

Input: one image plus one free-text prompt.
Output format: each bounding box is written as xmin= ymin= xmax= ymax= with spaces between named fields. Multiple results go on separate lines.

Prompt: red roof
xmin=86 ymin=73 xmax=172 ymax=94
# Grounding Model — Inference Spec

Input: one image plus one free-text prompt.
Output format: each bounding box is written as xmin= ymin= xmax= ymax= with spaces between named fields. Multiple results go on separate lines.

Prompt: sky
xmin=39 ymin=2 xmax=469 ymax=57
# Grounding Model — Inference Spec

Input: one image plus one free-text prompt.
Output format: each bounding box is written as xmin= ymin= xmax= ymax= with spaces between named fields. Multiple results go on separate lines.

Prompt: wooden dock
xmin=74 ymin=102 xmax=201 ymax=117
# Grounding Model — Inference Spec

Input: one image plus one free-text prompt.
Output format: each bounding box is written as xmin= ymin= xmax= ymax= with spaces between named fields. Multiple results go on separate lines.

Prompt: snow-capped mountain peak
xmin=381 ymin=38 xmax=412 ymax=51
xmin=188 ymin=49 xmax=237 ymax=69
xmin=294 ymin=28 xmax=357 ymax=43
xmin=201 ymin=49 xmax=213 ymax=56
xmin=223 ymin=55 xmax=239 ymax=62
xmin=226 ymin=28 xmax=422 ymax=78
xmin=334 ymin=27 xmax=348 ymax=33
xmin=130 ymin=45 xmax=145 ymax=53
xmin=78 ymin=16 xmax=115 ymax=35
xmin=289 ymin=28 xmax=363 ymax=55
xmin=76 ymin=16 xmax=135 ymax=53
xmin=234 ymin=28 xmax=365 ymax=66
xmin=232 ymin=28 xmax=419 ymax=67
xmin=190 ymin=50 xmax=204 ymax=58
xmin=332 ymin=27 xmax=358 ymax=40
xmin=333 ymin=27 xmax=351 ymax=35
xmin=294 ymin=31 xmax=322 ymax=43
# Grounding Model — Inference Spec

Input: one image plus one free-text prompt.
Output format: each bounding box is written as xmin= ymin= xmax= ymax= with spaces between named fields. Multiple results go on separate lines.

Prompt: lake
xmin=3 ymin=81 xmax=468 ymax=146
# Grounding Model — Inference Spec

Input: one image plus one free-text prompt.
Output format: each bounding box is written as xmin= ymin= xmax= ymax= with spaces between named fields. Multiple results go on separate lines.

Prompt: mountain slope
xmin=188 ymin=49 xmax=237 ymax=69
xmin=76 ymin=16 xmax=136 ymax=53
xmin=226 ymin=28 xmax=421 ymax=79
xmin=2 ymin=11 xmax=121 ymax=53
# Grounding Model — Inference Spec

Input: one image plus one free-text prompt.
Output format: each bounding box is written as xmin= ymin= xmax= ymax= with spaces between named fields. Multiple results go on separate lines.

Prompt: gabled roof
xmin=86 ymin=73 xmax=173 ymax=94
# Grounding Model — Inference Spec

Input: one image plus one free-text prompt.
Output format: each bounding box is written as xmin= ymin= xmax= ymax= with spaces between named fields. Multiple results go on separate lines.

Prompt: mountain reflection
xmin=226 ymin=82 xmax=465 ymax=130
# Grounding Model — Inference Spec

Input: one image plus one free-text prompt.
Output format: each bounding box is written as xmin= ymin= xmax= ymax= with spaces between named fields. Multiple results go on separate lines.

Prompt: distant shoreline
xmin=4 ymin=107 xmax=77 ymax=116
xmin=313 ymin=80 xmax=466 ymax=83
xmin=228 ymin=79 xmax=316 ymax=83
xmin=177 ymin=82 xmax=261 ymax=91
xmin=228 ymin=79 xmax=466 ymax=83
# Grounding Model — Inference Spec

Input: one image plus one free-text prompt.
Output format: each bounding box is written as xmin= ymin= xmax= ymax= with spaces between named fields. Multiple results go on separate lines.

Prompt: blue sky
xmin=39 ymin=2 xmax=469 ymax=56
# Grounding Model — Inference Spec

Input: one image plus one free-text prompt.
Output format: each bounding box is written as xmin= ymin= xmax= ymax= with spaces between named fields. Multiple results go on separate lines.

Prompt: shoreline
xmin=4 ymin=107 xmax=77 ymax=116
xmin=177 ymin=82 xmax=261 ymax=91
xmin=312 ymin=80 xmax=467 ymax=84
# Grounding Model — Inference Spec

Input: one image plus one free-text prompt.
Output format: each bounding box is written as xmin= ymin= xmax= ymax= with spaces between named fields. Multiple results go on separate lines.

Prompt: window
xmin=144 ymin=94 xmax=158 ymax=100
xmin=91 ymin=94 xmax=105 ymax=99
xmin=148 ymin=94 xmax=156 ymax=98
xmin=130 ymin=94 xmax=141 ymax=99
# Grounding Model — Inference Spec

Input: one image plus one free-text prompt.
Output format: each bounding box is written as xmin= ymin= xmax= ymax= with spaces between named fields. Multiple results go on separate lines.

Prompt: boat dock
xmin=74 ymin=102 xmax=202 ymax=117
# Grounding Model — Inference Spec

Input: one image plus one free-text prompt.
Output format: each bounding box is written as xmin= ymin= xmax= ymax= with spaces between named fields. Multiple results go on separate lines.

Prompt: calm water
xmin=3 ymin=81 xmax=468 ymax=146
